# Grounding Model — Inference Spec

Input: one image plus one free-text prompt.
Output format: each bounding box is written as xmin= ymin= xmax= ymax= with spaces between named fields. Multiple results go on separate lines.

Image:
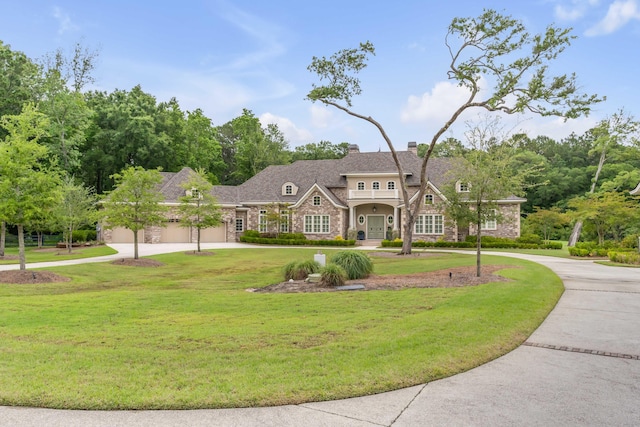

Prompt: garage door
xmin=200 ymin=224 xmax=226 ymax=242
xmin=110 ymin=227 xmax=143 ymax=243
xmin=160 ymin=222 xmax=191 ymax=243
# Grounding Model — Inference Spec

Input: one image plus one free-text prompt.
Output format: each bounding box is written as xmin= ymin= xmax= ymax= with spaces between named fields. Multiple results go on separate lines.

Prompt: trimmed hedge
xmin=381 ymin=238 xmax=562 ymax=250
xmin=608 ymin=251 xmax=640 ymax=265
xmin=240 ymin=235 xmax=356 ymax=246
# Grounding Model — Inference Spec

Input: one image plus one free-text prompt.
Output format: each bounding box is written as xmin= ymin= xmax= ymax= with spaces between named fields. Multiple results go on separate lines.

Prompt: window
xmin=358 ymin=215 xmax=365 ymax=225
xmin=313 ymin=195 xmax=321 ymax=206
xmin=235 ymin=218 xmax=244 ymax=232
xmin=357 ymin=181 xmax=365 ymax=190
xmin=372 ymin=181 xmax=380 ymax=190
xmin=258 ymin=210 xmax=267 ymax=233
xmin=458 ymin=182 xmax=470 ymax=192
xmin=284 ymin=185 xmax=293 ymax=195
xmin=482 ymin=209 xmax=497 ymax=230
xmin=425 ymin=194 xmax=434 ymax=205
xmin=280 ymin=210 xmax=289 ymax=233
xmin=414 ymin=214 xmax=444 ymax=235
xmin=387 ymin=215 xmax=394 ymax=225
xmin=387 ymin=181 xmax=395 ymax=190
xmin=282 ymin=182 xmax=298 ymax=196
xmin=304 ymin=215 xmax=330 ymax=234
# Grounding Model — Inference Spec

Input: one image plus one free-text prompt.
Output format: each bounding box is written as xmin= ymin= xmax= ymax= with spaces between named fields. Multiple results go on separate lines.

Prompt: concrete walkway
xmin=1 ymin=246 xmax=639 ymax=426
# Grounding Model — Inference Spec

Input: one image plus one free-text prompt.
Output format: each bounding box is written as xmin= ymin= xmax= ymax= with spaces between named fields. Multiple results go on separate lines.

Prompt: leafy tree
xmin=177 ymin=169 xmax=222 ymax=252
xmin=0 ymin=105 xmax=61 ymax=269
xmin=568 ymin=111 xmax=639 ymax=245
xmin=419 ymin=137 xmax=467 ymax=158
xmin=525 ymin=207 xmax=570 ymax=243
xmin=441 ymin=118 xmax=536 ymax=276
xmin=57 ymin=176 xmax=97 ymax=254
xmin=180 ymin=109 xmax=223 ymax=181
xmin=262 ymin=202 xmax=290 ymax=237
xmin=307 ymin=9 xmax=602 ymax=254
xmin=100 ymin=166 xmax=167 ymax=259
xmin=291 ymin=140 xmax=349 ymax=161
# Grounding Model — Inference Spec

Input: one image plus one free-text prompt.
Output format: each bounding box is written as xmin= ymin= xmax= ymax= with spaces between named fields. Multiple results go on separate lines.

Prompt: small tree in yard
xmin=57 ymin=176 xmax=97 ymax=253
xmin=307 ymin=9 xmax=602 ymax=255
xmin=0 ymin=105 xmax=61 ymax=270
xmin=177 ymin=169 xmax=222 ymax=252
xmin=101 ymin=166 xmax=167 ymax=260
xmin=442 ymin=118 xmax=537 ymax=277
xmin=526 ymin=207 xmax=570 ymax=243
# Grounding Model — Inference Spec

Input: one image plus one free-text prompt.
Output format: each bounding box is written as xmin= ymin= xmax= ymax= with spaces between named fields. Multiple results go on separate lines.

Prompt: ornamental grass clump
xmin=320 ymin=263 xmax=347 ymax=287
xmin=330 ymin=250 xmax=373 ymax=280
xmin=283 ymin=259 xmax=321 ymax=280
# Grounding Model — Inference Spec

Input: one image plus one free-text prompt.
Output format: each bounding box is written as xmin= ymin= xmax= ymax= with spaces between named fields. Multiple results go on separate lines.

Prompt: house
xmin=103 ymin=142 xmax=525 ymax=243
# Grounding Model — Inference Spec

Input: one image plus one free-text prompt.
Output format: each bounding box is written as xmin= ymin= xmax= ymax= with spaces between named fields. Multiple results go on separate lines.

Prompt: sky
xmin=1 ymin=0 xmax=639 ymax=152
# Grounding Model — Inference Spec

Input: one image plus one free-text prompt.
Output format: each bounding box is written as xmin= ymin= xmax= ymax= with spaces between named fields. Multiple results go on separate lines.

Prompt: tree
xmin=307 ymin=9 xmax=602 ymax=254
xmin=262 ymin=202 xmax=290 ymax=238
xmin=0 ymin=105 xmax=61 ymax=270
xmin=568 ymin=111 xmax=639 ymax=245
xmin=441 ymin=118 xmax=536 ymax=276
xmin=100 ymin=166 xmax=167 ymax=259
xmin=177 ymin=169 xmax=222 ymax=252
xmin=57 ymin=176 xmax=97 ymax=254
xmin=291 ymin=140 xmax=349 ymax=161
xmin=525 ymin=207 xmax=570 ymax=243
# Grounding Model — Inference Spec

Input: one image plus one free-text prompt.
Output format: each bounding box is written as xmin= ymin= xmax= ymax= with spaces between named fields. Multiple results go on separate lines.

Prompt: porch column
xmin=349 ymin=206 xmax=355 ymax=229
xmin=393 ymin=206 xmax=399 ymax=233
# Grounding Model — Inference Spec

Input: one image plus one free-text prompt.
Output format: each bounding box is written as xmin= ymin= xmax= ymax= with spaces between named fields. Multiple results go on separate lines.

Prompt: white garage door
xmin=110 ymin=227 xmax=143 ymax=243
xmin=160 ymin=222 xmax=191 ymax=243
xmin=200 ymin=224 xmax=226 ymax=242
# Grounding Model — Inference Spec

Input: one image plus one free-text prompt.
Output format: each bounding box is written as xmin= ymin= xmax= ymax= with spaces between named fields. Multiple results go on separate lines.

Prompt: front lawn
xmin=0 ymin=245 xmax=117 ymax=264
xmin=0 ymin=248 xmax=563 ymax=409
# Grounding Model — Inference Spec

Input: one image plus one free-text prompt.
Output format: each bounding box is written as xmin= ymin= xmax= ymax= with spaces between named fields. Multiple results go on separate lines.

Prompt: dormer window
xmin=457 ymin=181 xmax=470 ymax=192
xmin=187 ymin=188 xmax=201 ymax=199
xmin=282 ymin=182 xmax=298 ymax=196
xmin=372 ymin=181 xmax=380 ymax=190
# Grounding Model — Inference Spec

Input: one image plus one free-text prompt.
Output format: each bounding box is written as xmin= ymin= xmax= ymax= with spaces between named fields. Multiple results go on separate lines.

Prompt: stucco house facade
xmin=103 ymin=142 xmax=525 ymax=244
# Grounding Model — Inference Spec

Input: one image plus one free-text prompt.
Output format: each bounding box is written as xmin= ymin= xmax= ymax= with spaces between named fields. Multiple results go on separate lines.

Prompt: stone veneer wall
xmin=469 ymin=204 xmax=521 ymax=239
xmin=291 ymin=190 xmax=346 ymax=240
xmin=400 ymin=188 xmax=457 ymax=242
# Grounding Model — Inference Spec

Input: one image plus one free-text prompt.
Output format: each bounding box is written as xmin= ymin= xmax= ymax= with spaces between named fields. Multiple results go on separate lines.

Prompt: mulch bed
xmin=0 ymin=270 xmax=71 ymax=284
xmin=252 ymin=264 xmax=512 ymax=293
xmin=110 ymin=258 xmax=165 ymax=267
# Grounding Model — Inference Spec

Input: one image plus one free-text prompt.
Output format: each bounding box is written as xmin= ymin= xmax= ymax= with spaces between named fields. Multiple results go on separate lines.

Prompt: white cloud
xmin=52 ymin=6 xmax=79 ymax=35
xmin=400 ymin=80 xmax=478 ymax=124
xmin=259 ymin=113 xmax=313 ymax=145
xmin=585 ymin=0 xmax=640 ymax=36
xmin=309 ymin=104 xmax=334 ymax=128
xmin=554 ymin=0 xmax=601 ymax=21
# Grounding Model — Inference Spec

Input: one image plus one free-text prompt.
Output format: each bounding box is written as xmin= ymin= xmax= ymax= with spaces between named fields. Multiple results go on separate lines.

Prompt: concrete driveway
xmin=1 ymin=247 xmax=639 ymax=426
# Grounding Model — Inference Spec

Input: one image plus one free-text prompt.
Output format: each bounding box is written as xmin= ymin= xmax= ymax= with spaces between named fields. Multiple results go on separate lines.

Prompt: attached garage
xmin=160 ymin=220 xmax=191 ymax=243
xmin=109 ymin=227 xmax=143 ymax=243
xmin=200 ymin=224 xmax=227 ymax=242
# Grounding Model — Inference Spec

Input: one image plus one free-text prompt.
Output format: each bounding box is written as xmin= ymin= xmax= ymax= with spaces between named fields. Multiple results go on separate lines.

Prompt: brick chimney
xmin=407 ymin=141 xmax=417 ymax=155
xmin=348 ymin=144 xmax=360 ymax=153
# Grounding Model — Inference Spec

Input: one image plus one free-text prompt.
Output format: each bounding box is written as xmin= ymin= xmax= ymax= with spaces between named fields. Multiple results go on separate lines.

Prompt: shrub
xmin=334 ymin=235 xmax=344 ymax=241
xmin=330 ymin=251 xmax=373 ymax=280
xmin=621 ymin=234 xmax=639 ymax=249
xmin=283 ymin=260 xmax=321 ymax=280
xmin=243 ymin=230 xmax=260 ymax=238
xmin=279 ymin=233 xmax=306 ymax=240
xmin=320 ymin=264 xmax=347 ymax=287
xmin=516 ymin=234 xmax=542 ymax=245
xmin=71 ymin=229 xmax=97 ymax=243
xmin=609 ymin=251 xmax=640 ymax=265
xmin=568 ymin=247 xmax=590 ymax=257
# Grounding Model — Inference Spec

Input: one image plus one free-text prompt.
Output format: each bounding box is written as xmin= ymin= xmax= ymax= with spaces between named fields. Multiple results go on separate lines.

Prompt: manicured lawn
xmin=0 ymin=245 xmax=117 ymax=264
xmin=0 ymin=248 xmax=563 ymax=409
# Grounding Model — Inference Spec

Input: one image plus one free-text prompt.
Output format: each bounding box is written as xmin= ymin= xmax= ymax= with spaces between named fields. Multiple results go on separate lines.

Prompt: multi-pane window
xmin=235 ymin=218 xmax=244 ymax=232
xmin=313 ymin=195 xmax=321 ymax=206
xmin=372 ymin=181 xmax=380 ymax=190
xmin=482 ymin=209 xmax=497 ymax=230
xmin=414 ymin=214 xmax=444 ymax=235
xmin=425 ymin=194 xmax=434 ymax=204
xmin=357 ymin=182 xmax=365 ymax=190
xmin=285 ymin=185 xmax=293 ymax=195
xmin=258 ymin=210 xmax=267 ymax=232
xmin=304 ymin=215 xmax=330 ymax=234
xmin=280 ymin=210 xmax=289 ymax=233
xmin=358 ymin=215 xmax=365 ymax=225
xmin=458 ymin=182 xmax=470 ymax=192
xmin=387 ymin=181 xmax=395 ymax=190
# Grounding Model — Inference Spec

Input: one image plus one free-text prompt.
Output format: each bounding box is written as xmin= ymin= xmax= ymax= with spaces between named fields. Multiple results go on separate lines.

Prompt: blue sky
xmin=1 ymin=0 xmax=639 ymax=152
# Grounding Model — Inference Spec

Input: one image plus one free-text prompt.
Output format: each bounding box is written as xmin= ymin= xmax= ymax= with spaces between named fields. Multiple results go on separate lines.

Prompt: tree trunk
xmin=476 ymin=210 xmax=482 ymax=278
xmin=0 ymin=221 xmax=5 ymax=257
xmin=133 ymin=229 xmax=139 ymax=260
xmin=68 ymin=224 xmax=73 ymax=254
xmin=401 ymin=221 xmax=413 ymax=255
xmin=197 ymin=227 xmax=201 ymax=252
xmin=17 ymin=224 xmax=26 ymax=271
xmin=568 ymin=220 xmax=582 ymax=247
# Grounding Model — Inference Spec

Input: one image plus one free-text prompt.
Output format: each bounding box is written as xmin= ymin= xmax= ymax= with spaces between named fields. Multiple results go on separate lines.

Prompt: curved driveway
xmin=1 ymin=245 xmax=639 ymax=426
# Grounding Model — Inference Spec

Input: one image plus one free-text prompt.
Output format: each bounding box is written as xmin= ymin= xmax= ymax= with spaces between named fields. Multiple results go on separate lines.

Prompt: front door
xmin=367 ymin=215 xmax=385 ymax=239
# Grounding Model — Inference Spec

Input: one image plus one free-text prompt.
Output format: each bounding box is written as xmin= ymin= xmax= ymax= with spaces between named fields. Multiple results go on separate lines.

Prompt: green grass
xmin=0 ymin=248 xmax=563 ymax=410
xmin=0 ymin=245 xmax=117 ymax=264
